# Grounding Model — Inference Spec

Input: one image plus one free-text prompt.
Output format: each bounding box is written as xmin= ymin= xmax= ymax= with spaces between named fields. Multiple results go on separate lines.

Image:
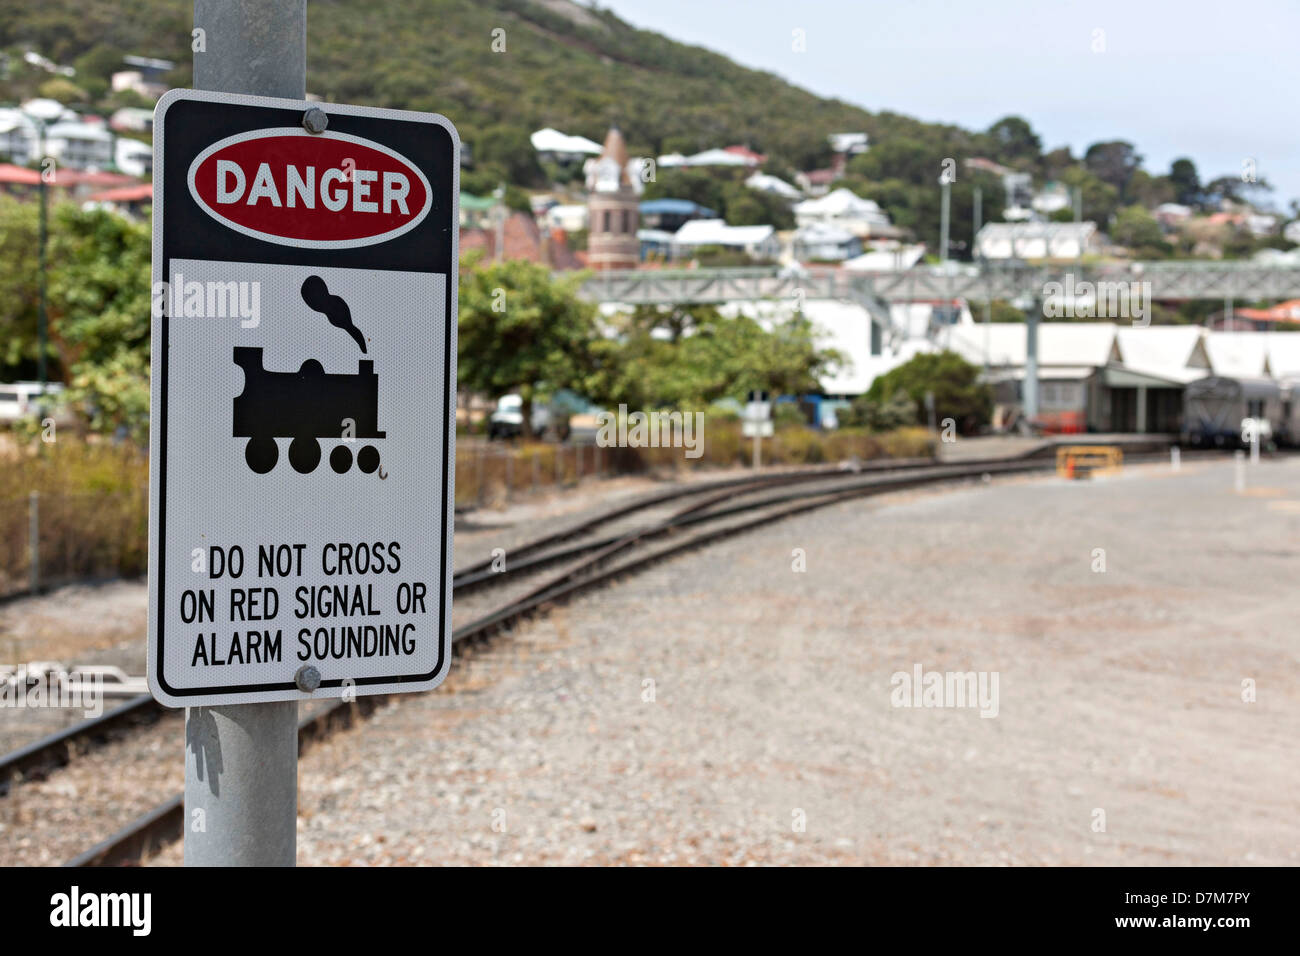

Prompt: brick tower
xmin=585 ymin=125 xmax=641 ymax=270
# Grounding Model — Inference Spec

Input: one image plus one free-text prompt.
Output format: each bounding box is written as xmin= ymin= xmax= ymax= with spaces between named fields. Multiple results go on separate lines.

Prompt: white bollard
xmin=1171 ymin=446 xmax=1180 ymax=471
xmin=1234 ymin=449 xmax=1246 ymax=493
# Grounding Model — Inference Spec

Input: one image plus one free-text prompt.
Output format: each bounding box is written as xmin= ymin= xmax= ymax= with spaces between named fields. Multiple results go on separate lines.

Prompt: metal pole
xmin=37 ymin=125 xmax=48 ymax=422
xmin=939 ymin=179 xmax=950 ymax=265
xmin=1171 ymin=445 xmax=1180 ymax=471
xmin=28 ymin=491 xmax=39 ymax=594
xmin=1025 ymin=299 xmax=1040 ymax=423
xmin=1234 ymin=449 xmax=1245 ymax=492
xmin=184 ymin=0 xmax=305 ymax=868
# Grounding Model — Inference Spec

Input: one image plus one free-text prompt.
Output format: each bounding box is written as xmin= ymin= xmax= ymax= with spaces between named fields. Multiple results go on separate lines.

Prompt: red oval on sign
xmin=187 ymin=128 xmax=432 ymax=248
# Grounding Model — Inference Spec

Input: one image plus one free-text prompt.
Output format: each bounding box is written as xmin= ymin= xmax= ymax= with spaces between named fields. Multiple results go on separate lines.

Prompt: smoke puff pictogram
xmin=232 ymin=276 xmax=385 ymax=475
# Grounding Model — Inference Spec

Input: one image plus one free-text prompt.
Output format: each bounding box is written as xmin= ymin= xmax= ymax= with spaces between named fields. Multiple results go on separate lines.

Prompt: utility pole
xmin=939 ymin=178 xmax=950 ymax=265
xmin=184 ymin=0 xmax=305 ymax=868
xmin=974 ymin=185 xmax=990 ymax=377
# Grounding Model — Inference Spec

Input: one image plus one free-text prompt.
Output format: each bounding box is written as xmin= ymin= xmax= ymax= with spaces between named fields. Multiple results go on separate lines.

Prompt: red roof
xmin=1237 ymin=299 xmax=1300 ymax=322
xmin=724 ymin=145 xmax=767 ymax=164
xmin=57 ymin=170 xmax=141 ymax=188
xmin=89 ymin=183 xmax=153 ymax=203
xmin=0 ymin=163 xmax=44 ymax=186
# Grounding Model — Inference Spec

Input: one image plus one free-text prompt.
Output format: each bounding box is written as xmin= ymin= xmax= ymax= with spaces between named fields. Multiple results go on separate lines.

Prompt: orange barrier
xmin=1056 ymin=445 xmax=1122 ymax=480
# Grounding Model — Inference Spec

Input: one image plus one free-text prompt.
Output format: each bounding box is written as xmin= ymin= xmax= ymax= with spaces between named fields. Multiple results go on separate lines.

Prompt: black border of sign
xmin=148 ymin=89 xmax=459 ymax=706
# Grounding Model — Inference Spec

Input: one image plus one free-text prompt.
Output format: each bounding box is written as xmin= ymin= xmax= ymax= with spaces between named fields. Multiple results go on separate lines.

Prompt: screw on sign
xmin=148 ymin=89 xmax=459 ymax=710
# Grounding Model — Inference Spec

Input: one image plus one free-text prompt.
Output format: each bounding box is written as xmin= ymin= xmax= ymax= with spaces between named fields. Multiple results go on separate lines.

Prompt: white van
xmin=0 ymin=382 xmax=64 ymax=423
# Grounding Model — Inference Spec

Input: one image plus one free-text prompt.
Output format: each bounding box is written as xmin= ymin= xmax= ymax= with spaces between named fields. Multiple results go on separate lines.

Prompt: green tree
xmin=865 ymin=351 xmax=991 ymax=435
xmin=1169 ymin=158 xmax=1201 ymax=207
xmin=48 ymin=204 xmax=152 ymax=439
xmin=1084 ymin=141 xmax=1142 ymax=195
xmin=457 ymin=255 xmax=603 ymax=437
xmin=1111 ymin=204 xmax=1170 ymax=257
xmin=984 ymin=116 xmax=1042 ymax=166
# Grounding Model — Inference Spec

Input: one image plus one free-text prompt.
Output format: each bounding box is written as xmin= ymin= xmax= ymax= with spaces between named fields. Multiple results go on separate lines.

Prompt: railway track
xmin=0 ymin=445 xmax=1197 ymax=866
xmin=1 ymin=458 xmax=942 ymax=791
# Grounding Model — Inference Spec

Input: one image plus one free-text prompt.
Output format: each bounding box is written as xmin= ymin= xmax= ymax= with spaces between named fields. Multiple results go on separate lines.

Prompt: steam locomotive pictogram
xmin=232 ymin=276 xmax=385 ymax=475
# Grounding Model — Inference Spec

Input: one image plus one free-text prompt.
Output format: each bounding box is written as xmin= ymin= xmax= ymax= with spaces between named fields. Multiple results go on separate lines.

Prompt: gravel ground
xmin=149 ymin=456 xmax=1299 ymax=866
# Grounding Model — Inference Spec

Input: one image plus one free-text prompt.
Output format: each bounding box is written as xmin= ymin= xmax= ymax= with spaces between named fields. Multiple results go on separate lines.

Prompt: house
xmin=1031 ymin=182 xmax=1071 ymax=217
xmin=1211 ymin=299 xmax=1300 ymax=331
xmin=657 ymin=148 xmax=754 ymax=169
xmin=109 ymin=107 xmax=154 ymax=133
xmin=43 ymin=119 xmax=114 ymax=170
xmin=790 ymin=222 xmax=862 ymax=261
xmin=110 ymin=55 xmax=174 ymax=100
xmin=115 ymin=137 xmax=152 ymax=177
xmin=974 ymin=221 xmax=1100 ymax=260
xmin=842 ymin=242 xmax=926 ymax=272
xmin=530 ymin=127 xmax=603 ymax=165
xmin=793 ymin=187 xmax=892 ymax=237
xmin=794 ymin=167 xmax=839 ymax=197
xmin=744 ymin=172 xmax=801 ymax=201
xmin=637 ymin=228 xmax=675 ymax=260
xmin=86 ymin=182 xmax=153 ymax=218
xmin=542 ymin=203 xmax=589 ymax=233
xmin=670 ymin=219 xmax=780 ymax=260
xmin=828 ymin=132 xmax=869 ymax=157
xmin=638 ymin=198 xmax=715 ymax=232
xmin=1284 ymin=220 xmax=1300 ymax=245
xmin=1154 ymin=203 xmax=1192 ymax=231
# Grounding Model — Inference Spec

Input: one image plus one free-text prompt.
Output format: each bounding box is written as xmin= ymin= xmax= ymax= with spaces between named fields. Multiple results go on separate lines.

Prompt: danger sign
xmin=147 ymin=89 xmax=459 ymax=707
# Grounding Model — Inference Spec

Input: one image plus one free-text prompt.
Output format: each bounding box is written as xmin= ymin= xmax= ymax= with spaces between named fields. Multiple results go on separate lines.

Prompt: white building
xmin=109 ymin=107 xmax=154 ymax=133
xmin=1284 ymin=220 xmax=1300 ymax=245
xmin=1032 ymin=182 xmax=1071 ymax=216
xmin=658 ymin=148 xmax=755 ymax=169
xmin=828 ymin=132 xmax=869 ymax=157
xmin=744 ymin=171 xmax=802 ymax=201
xmin=670 ymin=219 xmax=780 ymax=259
xmin=44 ymin=119 xmax=113 ymax=170
xmin=842 ymin=242 xmax=926 ymax=272
xmin=793 ymin=188 xmax=891 ymax=237
xmin=974 ymin=221 xmax=1100 ymax=260
xmin=542 ymin=203 xmax=589 ymax=232
xmin=115 ymin=137 xmax=152 ymax=177
xmin=530 ymin=127 xmax=602 ymax=164
xmin=790 ymin=222 xmax=862 ymax=261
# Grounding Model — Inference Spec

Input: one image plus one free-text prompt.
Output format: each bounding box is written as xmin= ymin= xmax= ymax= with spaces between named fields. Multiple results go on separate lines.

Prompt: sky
xmin=598 ymin=0 xmax=1298 ymax=210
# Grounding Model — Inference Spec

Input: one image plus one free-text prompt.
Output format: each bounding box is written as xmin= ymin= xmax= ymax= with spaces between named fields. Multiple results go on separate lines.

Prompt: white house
xmin=790 ymin=222 xmax=862 ymax=261
xmin=531 ymin=127 xmax=603 ymax=165
xmin=115 ymin=137 xmax=152 ymax=177
xmin=670 ymin=219 xmax=780 ymax=259
xmin=44 ymin=119 xmax=113 ymax=170
xmin=543 ymin=203 xmax=589 ymax=232
xmin=842 ymin=242 xmax=926 ymax=272
xmin=974 ymin=221 xmax=1100 ymax=260
xmin=1031 ymin=182 xmax=1071 ymax=216
xmin=109 ymin=107 xmax=154 ymax=133
xmin=793 ymin=188 xmax=892 ymax=237
xmin=744 ymin=171 xmax=802 ymax=201
xmin=658 ymin=148 xmax=754 ymax=169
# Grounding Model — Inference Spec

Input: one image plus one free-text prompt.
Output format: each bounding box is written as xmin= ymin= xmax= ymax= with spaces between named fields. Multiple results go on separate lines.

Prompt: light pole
xmin=21 ymin=102 xmax=62 ymax=417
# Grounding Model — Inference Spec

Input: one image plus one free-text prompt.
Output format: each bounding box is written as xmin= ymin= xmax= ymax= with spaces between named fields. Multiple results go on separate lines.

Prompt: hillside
xmin=0 ymin=0 xmax=971 ymax=174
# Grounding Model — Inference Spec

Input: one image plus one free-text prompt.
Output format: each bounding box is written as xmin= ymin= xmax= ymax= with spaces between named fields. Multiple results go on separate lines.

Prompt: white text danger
xmin=214 ymin=160 xmax=411 ymax=214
